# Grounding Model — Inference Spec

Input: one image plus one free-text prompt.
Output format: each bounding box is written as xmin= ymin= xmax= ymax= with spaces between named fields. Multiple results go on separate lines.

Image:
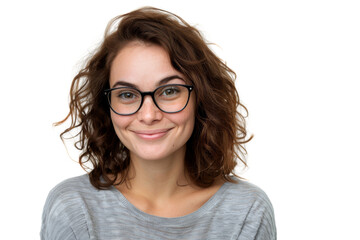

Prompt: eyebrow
xmin=111 ymin=75 xmax=185 ymax=89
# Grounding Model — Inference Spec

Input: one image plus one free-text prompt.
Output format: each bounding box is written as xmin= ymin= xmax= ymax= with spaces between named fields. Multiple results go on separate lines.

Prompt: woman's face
xmin=109 ymin=42 xmax=195 ymax=162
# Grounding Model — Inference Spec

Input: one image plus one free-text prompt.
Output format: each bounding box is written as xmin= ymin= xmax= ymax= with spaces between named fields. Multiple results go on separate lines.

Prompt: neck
xmin=122 ymin=147 xmax=191 ymax=200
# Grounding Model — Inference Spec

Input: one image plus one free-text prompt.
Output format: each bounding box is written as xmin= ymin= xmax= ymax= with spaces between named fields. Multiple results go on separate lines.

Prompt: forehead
xmin=109 ymin=42 xmax=185 ymax=89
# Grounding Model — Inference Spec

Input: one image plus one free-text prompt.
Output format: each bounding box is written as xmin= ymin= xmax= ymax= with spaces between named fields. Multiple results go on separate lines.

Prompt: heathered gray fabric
xmin=41 ymin=174 xmax=276 ymax=240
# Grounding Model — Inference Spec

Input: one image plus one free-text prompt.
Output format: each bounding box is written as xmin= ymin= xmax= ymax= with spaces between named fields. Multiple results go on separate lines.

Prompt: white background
xmin=1 ymin=0 xmax=359 ymax=239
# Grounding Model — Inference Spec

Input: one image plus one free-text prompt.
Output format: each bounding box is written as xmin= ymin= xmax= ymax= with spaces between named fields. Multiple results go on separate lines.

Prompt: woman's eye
xmin=161 ymin=87 xmax=179 ymax=96
xmin=113 ymin=89 xmax=140 ymax=103
xmin=118 ymin=92 xmax=135 ymax=99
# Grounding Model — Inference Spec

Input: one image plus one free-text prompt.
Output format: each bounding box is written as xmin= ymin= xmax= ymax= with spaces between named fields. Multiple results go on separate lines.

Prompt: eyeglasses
xmin=104 ymin=84 xmax=194 ymax=115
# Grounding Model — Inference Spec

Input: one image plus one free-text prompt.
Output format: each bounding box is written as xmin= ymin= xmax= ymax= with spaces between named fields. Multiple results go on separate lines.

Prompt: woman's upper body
xmin=41 ymin=174 xmax=276 ymax=240
xmin=42 ymin=7 xmax=276 ymax=239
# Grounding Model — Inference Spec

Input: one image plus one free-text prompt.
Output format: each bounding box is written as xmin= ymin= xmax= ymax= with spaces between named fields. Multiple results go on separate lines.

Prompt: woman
xmin=41 ymin=7 xmax=276 ymax=240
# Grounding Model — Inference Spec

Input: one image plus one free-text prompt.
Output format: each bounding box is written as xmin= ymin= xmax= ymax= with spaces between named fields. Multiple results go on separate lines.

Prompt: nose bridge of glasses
xmin=140 ymin=91 xmax=158 ymax=108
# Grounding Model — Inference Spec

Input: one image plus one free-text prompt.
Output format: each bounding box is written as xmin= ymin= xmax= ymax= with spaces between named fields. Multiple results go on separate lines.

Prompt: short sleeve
xmin=41 ymin=191 xmax=78 ymax=240
xmin=40 ymin=179 xmax=90 ymax=240
xmin=237 ymin=188 xmax=277 ymax=240
xmin=41 ymin=206 xmax=77 ymax=240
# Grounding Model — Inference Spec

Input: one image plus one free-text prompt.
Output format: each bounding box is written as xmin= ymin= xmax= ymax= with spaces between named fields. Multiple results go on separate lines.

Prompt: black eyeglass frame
xmin=104 ymin=84 xmax=194 ymax=116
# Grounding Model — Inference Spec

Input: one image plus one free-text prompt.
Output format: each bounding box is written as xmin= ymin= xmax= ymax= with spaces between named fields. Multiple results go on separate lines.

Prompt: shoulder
xmin=47 ymin=174 xmax=97 ymax=199
xmin=220 ymin=178 xmax=277 ymax=239
xmin=225 ymin=177 xmax=273 ymax=207
xmin=43 ymin=174 xmax=96 ymax=210
xmin=42 ymin=174 xmax=99 ymax=219
xmin=41 ymin=175 xmax=96 ymax=240
xmin=224 ymin=177 xmax=275 ymax=216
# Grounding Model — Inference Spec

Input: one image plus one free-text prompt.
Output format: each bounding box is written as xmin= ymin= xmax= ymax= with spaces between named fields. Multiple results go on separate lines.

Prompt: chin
xmin=130 ymin=144 xmax=186 ymax=162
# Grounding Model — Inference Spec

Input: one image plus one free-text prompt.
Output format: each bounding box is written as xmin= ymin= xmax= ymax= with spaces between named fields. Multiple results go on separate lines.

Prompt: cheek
xmin=185 ymin=101 xmax=196 ymax=138
xmin=110 ymin=112 xmax=131 ymax=137
xmin=184 ymin=98 xmax=196 ymax=127
xmin=172 ymin=102 xmax=196 ymax=135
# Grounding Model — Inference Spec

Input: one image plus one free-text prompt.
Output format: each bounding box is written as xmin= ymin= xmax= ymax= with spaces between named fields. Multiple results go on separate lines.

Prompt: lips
xmin=131 ymin=128 xmax=172 ymax=140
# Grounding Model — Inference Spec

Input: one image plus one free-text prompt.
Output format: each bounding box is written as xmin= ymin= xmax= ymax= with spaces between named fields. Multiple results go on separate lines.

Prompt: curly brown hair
xmin=57 ymin=7 xmax=252 ymax=189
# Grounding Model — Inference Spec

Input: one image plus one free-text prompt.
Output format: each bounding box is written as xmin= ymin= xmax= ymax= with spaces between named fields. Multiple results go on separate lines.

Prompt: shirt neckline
xmin=110 ymin=180 xmax=231 ymax=227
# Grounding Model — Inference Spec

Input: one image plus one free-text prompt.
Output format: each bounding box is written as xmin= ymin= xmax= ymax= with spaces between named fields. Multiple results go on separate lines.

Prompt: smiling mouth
xmin=131 ymin=128 xmax=172 ymax=140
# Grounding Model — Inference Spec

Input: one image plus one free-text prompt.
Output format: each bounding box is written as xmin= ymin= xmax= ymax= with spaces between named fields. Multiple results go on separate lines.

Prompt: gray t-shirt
xmin=41 ymin=174 xmax=276 ymax=240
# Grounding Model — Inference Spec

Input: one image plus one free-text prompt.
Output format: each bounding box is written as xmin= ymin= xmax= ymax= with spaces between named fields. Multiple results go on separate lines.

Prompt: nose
xmin=137 ymin=95 xmax=163 ymax=124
